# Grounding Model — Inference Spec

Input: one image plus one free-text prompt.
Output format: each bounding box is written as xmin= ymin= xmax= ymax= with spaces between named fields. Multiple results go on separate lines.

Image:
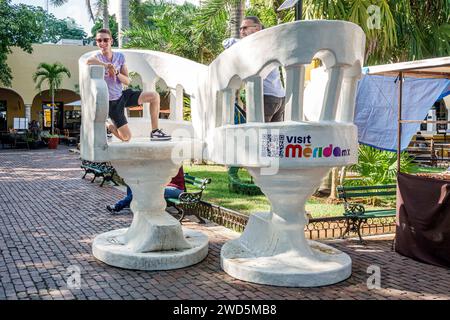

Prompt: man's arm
xmin=86 ymin=55 xmax=116 ymax=77
xmin=116 ymin=63 xmax=131 ymax=86
xmin=86 ymin=55 xmax=107 ymax=67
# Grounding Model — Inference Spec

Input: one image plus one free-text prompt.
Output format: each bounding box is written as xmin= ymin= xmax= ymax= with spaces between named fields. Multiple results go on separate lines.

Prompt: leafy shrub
xmin=346 ymin=144 xmax=416 ymax=186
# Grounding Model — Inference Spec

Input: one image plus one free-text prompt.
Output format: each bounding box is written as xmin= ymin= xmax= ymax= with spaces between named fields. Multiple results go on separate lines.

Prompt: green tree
xmin=40 ymin=15 xmax=87 ymax=43
xmin=6 ymin=5 xmax=87 ymax=44
xmin=125 ymin=2 xmax=226 ymax=63
xmin=84 ymin=0 xmax=110 ymax=30
xmin=0 ymin=1 xmax=45 ymax=87
xmin=198 ymin=0 xmax=450 ymax=64
xmin=195 ymin=0 xmax=244 ymax=39
xmin=33 ymin=62 xmax=71 ymax=135
xmin=91 ymin=14 xmax=119 ymax=45
xmin=51 ymin=0 xmax=110 ymax=29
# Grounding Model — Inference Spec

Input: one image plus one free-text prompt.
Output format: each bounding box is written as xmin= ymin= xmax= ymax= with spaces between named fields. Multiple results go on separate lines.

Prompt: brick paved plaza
xmin=0 ymin=147 xmax=449 ymax=300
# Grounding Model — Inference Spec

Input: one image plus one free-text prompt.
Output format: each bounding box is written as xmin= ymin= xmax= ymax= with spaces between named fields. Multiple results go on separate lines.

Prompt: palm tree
xmin=124 ymin=2 xmax=226 ymax=64
xmin=196 ymin=0 xmax=244 ymax=39
xmin=118 ymin=0 xmax=130 ymax=48
xmin=48 ymin=0 xmax=67 ymax=7
xmin=230 ymin=1 xmax=244 ymax=39
xmin=33 ymin=62 xmax=71 ymax=135
xmin=50 ymin=0 xmax=110 ymax=30
xmin=86 ymin=0 xmax=110 ymax=30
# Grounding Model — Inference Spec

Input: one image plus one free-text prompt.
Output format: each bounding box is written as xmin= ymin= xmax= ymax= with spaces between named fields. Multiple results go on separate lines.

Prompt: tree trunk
xmin=118 ymin=0 xmax=129 ymax=48
xmin=230 ymin=1 xmax=244 ymax=39
xmin=328 ymin=167 xmax=339 ymax=199
xmin=85 ymin=0 xmax=95 ymax=22
xmin=51 ymin=88 xmax=55 ymax=135
xmin=317 ymin=169 xmax=331 ymax=195
xmin=339 ymin=166 xmax=347 ymax=185
xmin=102 ymin=0 xmax=109 ymax=30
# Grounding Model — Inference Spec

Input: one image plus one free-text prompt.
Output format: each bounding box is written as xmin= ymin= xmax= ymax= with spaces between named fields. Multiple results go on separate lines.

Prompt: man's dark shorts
xmin=109 ymin=89 xmax=142 ymax=129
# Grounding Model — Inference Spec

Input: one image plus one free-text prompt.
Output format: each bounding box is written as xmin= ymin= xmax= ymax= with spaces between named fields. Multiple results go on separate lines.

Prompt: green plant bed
xmin=185 ymin=164 xmax=379 ymax=217
xmin=228 ymin=166 xmax=263 ymax=195
xmin=410 ymin=166 xmax=446 ymax=174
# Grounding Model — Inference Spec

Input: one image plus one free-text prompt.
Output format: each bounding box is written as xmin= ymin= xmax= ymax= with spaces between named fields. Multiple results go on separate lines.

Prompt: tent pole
xmin=397 ymin=72 xmax=403 ymax=173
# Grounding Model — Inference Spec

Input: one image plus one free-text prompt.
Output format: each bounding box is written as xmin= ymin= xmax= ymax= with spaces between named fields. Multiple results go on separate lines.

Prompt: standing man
xmin=223 ymin=16 xmax=286 ymax=123
xmin=86 ymin=28 xmax=171 ymax=141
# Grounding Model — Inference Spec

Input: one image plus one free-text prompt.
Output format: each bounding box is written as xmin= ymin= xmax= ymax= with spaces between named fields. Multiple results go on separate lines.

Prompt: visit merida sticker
xmin=261 ymin=134 xmax=351 ymax=159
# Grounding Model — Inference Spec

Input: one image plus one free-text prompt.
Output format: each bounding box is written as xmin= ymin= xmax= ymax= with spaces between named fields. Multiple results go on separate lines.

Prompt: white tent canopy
xmin=65 ymin=100 xmax=81 ymax=106
xmin=364 ymin=56 xmax=450 ymax=79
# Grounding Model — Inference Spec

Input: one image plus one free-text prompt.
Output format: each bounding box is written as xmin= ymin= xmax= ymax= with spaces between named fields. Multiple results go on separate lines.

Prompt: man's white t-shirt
xmin=222 ymin=38 xmax=285 ymax=98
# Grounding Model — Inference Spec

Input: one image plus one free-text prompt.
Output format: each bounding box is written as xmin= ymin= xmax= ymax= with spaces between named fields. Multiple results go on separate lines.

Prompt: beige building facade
xmin=0 ymin=44 xmax=97 ymax=133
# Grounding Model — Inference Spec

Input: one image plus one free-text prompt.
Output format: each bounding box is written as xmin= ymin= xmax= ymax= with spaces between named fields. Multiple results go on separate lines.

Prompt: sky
xmin=11 ymin=0 xmax=199 ymax=35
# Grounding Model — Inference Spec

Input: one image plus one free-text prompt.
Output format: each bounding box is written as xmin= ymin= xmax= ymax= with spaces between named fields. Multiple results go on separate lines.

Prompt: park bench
xmin=166 ymin=174 xmax=211 ymax=224
xmin=81 ymin=160 xmax=118 ymax=187
xmin=337 ymin=184 xmax=397 ymax=243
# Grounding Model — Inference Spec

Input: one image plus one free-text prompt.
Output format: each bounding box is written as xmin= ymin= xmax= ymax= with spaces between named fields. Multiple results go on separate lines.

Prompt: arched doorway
xmin=31 ymin=89 xmax=80 ymax=134
xmin=0 ymin=88 xmax=25 ymax=133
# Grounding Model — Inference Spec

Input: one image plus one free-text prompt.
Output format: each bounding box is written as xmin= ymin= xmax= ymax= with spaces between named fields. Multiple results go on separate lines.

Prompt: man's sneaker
xmin=150 ymin=129 xmax=171 ymax=141
xmin=106 ymin=204 xmax=122 ymax=214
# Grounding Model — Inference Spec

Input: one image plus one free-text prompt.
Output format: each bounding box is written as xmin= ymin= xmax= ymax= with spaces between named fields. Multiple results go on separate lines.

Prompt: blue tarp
xmin=354 ymin=74 xmax=450 ymax=151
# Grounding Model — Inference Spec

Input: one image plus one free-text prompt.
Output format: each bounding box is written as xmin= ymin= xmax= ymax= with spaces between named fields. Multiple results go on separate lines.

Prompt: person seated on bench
xmin=106 ymin=167 xmax=185 ymax=214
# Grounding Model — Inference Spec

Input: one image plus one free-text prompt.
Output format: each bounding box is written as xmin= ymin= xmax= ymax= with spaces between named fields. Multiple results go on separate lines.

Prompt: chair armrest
xmin=79 ymin=64 xmax=109 ymax=161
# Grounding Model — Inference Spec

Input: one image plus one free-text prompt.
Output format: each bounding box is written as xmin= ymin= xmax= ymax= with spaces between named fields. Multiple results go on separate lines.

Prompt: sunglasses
xmin=239 ymin=25 xmax=257 ymax=31
xmin=96 ymin=38 xmax=110 ymax=43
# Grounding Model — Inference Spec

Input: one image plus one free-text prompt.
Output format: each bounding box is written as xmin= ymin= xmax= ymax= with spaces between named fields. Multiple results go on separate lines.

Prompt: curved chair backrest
xmin=78 ymin=50 xmax=207 ymax=162
xmin=197 ymin=20 xmax=365 ymax=138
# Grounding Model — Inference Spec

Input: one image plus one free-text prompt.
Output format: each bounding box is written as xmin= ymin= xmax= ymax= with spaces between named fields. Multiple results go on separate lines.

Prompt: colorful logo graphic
xmin=261 ymin=134 xmax=351 ymax=159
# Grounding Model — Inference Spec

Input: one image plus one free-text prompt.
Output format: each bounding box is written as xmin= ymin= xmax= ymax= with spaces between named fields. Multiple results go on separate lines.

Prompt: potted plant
xmin=47 ymin=134 xmax=59 ymax=149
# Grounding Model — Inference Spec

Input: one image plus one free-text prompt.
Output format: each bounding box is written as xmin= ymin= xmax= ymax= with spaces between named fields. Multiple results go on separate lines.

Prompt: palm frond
xmin=194 ymin=0 xmax=229 ymax=34
xmin=85 ymin=0 xmax=96 ymax=21
xmin=49 ymin=0 xmax=68 ymax=7
xmin=34 ymin=77 xmax=46 ymax=94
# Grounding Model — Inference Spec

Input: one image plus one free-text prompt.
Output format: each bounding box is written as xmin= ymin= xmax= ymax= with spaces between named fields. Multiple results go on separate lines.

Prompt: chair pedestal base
xmin=93 ymin=227 xmax=208 ymax=270
xmin=221 ymin=212 xmax=352 ymax=287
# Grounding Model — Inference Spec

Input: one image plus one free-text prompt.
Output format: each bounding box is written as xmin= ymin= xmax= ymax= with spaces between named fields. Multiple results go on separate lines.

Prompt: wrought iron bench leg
xmin=194 ymin=210 xmax=206 ymax=224
xmin=100 ymin=176 xmax=106 ymax=187
xmin=342 ymin=218 xmax=351 ymax=239
xmin=356 ymin=219 xmax=366 ymax=244
xmin=166 ymin=205 xmax=185 ymax=223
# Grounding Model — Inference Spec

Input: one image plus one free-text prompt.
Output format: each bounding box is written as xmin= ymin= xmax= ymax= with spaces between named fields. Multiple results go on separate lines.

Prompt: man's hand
xmin=105 ymin=63 xmax=116 ymax=78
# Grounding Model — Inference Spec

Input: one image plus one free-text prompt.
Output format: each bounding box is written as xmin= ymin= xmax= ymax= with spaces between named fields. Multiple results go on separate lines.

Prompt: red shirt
xmin=167 ymin=167 xmax=185 ymax=191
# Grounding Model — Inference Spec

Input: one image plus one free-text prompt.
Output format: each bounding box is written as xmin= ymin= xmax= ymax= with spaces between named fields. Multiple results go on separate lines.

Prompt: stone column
xmin=25 ymin=104 xmax=31 ymax=123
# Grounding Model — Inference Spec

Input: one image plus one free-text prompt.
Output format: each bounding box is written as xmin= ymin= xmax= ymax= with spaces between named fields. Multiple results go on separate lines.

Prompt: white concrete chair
xmin=79 ymin=50 xmax=208 ymax=270
xmin=197 ymin=20 xmax=366 ymax=287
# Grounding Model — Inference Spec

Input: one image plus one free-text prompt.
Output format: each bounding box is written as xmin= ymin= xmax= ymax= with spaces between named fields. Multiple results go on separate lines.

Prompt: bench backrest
xmin=337 ymin=184 xmax=397 ymax=200
xmin=184 ymin=174 xmax=211 ymax=191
